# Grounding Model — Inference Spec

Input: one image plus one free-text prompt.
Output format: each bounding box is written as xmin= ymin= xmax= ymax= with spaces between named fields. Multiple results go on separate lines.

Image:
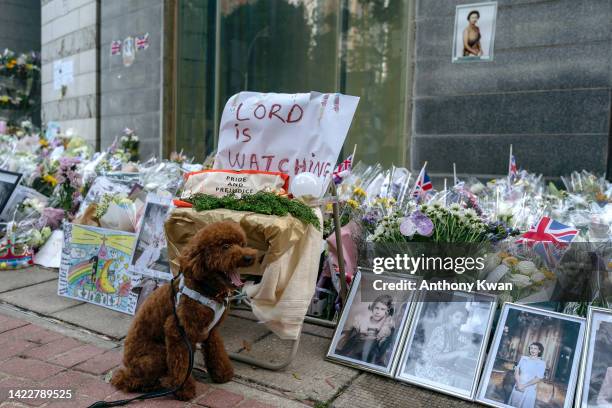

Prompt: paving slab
xmin=219 ymin=315 xmax=271 ymax=352
xmin=332 ymin=372 xmax=479 ymax=408
xmin=51 ymin=302 xmax=133 ymax=339
xmin=0 ymin=280 xmax=82 ymax=314
xmin=0 ymin=267 xmax=58 ymax=293
xmin=206 ymin=380 xmax=310 ymax=408
xmin=229 ymin=332 xmax=360 ymax=404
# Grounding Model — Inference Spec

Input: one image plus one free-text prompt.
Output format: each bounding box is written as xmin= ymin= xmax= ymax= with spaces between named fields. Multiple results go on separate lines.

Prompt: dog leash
xmin=87 ymin=274 xmax=194 ymax=407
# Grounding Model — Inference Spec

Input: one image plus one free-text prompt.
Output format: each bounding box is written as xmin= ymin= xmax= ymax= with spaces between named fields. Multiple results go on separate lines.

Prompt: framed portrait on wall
xmin=476 ymin=303 xmax=586 ymax=408
xmin=575 ymin=307 xmax=612 ymax=408
xmin=394 ymin=291 xmax=497 ymax=401
xmin=326 ymin=268 xmax=418 ymax=376
xmin=452 ymin=2 xmax=498 ymax=62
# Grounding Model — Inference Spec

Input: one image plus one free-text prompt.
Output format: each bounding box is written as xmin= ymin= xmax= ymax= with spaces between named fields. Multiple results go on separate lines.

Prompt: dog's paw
xmin=209 ymin=368 xmax=234 ymax=384
xmin=173 ymin=379 xmax=196 ymax=401
xmin=110 ymin=368 xmax=129 ymax=390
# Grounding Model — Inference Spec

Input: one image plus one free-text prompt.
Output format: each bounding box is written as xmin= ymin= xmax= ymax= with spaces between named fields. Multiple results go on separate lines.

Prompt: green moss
xmin=188 ymin=192 xmax=321 ymax=231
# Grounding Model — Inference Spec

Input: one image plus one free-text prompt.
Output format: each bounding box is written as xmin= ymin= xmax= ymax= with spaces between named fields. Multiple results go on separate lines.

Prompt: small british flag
xmin=413 ymin=171 xmax=433 ymax=197
xmin=110 ymin=40 xmax=122 ymax=56
xmin=509 ymin=154 xmax=518 ymax=176
xmin=517 ymin=216 xmax=579 ymax=266
xmin=333 ymin=154 xmax=353 ymax=185
xmin=135 ymin=33 xmax=150 ymax=51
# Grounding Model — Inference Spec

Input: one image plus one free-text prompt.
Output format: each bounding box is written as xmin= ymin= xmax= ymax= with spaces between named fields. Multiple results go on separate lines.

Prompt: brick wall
xmin=40 ymin=0 xmax=98 ymax=147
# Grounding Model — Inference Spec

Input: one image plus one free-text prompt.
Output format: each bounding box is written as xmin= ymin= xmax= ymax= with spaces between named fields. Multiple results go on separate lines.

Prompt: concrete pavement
xmin=0 ymin=267 xmax=480 ymax=407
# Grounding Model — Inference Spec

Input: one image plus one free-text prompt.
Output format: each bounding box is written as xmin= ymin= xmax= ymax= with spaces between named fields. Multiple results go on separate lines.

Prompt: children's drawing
xmin=58 ymin=223 xmax=140 ymax=314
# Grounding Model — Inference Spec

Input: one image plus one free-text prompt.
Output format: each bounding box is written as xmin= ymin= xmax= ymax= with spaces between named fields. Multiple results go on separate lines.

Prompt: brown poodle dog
xmin=111 ymin=221 xmax=257 ymax=400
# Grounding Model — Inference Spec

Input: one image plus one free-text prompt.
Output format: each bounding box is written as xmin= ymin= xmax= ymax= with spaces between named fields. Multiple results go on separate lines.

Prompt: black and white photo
xmin=129 ymin=194 xmax=172 ymax=280
xmin=576 ymin=307 xmax=612 ymax=408
xmin=395 ymin=291 xmax=496 ymax=400
xmin=0 ymin=169 xmax=22 ymax=219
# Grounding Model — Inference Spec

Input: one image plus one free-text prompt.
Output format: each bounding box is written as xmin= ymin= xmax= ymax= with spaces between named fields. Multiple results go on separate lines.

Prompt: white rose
xmin=532 ymin=271 xmax=547 ymax=283
xmin=508 ymin=274 xmax=532 ymax=288
xmin=487 ymin=264 xmax=509 ymax=283
xmin=517 ymin=261 xmax=538 ymax=276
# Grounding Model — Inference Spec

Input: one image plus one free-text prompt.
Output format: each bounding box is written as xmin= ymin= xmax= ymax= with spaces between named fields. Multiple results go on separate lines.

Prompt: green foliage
xmin=188 ymin=192 xmax=321 ymax=231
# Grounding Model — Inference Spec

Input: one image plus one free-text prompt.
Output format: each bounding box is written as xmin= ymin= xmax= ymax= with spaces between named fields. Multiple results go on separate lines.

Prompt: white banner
xmin=214 ymin=92 xmax=359 ymax=195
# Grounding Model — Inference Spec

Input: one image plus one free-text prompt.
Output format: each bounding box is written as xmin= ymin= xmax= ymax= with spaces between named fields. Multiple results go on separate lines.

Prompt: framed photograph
xmin=326 ymin=268 xmax=418 ymax=376
xmin=452 ymin=2 xmax=498 ymax=62
xmin=129 ymin=194 xmax=173 ymax=281
xmin=575 ymin=307 xmax=612 ymax=408
xmin=476 ymin=303 xmax=586 ymax=408
xmin=58 ymin=223 xmax=140 ymax=315
xmin=394 ymin=291 xmax=497 ymax=400
xmin=76 ymin=176 xmax=134 ymax=218
xmin=0 ymin=185 xmax=48 ymax=222
xmin=0 ymin=169 xmax=22 ymax=219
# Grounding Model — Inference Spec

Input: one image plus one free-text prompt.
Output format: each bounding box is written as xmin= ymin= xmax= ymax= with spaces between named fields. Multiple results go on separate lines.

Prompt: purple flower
xmin=399 ymin=218 xmax=417 ymax=237
xmin=362 ymin=211 xmax=380 ymax=226
xmin=42 ymin=207 xmax=65 ymax=229
xmin=410 ymin=211 xmax=434 ymax=237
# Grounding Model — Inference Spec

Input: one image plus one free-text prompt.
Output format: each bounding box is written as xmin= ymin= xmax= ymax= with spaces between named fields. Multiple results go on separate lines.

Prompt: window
xmin=174 ymin=0 xmax=412 ymax=166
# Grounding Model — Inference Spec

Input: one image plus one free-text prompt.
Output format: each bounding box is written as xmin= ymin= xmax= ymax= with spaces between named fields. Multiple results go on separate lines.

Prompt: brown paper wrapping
xmin=165 ymin=207 xmax=322 ymax=340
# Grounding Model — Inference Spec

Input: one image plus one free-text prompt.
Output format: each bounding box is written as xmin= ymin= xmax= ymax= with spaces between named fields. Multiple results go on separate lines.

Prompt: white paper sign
xmin=53 ymin=59 xmax=74 ymax=90
xmin=214 ymin=92 xmax=359 ymax=195
xmin=34 ymin=229 xmax=63 ymax=268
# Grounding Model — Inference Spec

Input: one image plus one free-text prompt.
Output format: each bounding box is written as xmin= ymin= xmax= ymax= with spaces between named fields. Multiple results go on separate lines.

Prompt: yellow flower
xmin=25 ymin=63 xmax=33 ymax=70
xmin=43 ymin=174 xmax=58 ymax=187
xmin=353 ymin=187 xmax=366 ymax=198
xmin=502 ymin=256 xmax=519 ymax=267
xmin=541 ymin=268 xmax=556 ymax=280
xmin=325 ymin=203 xmax=333 ymax=213
xmin=39 ymin=139 xmax=49 ymax=147
xmin=0 ymin=95 xmax=9 ymax=103
xmin=347 ymin=199 xmax=359 ymax=209
xmin=6 ymin=59 xmax=16 ymax=69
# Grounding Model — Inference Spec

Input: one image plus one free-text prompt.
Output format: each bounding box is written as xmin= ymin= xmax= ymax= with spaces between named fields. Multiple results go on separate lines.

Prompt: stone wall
xmin=412 ymin=0 xmax=612 ymax=178
xmin=99 ymin=0 xmax=164 ymax=161
xmin=40 ymin=0 xmax=98 ymax=146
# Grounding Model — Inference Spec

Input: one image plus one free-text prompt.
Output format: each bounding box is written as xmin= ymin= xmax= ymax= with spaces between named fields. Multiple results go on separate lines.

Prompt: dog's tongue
xmin=228 ymin=270 xmax=243 ymax=287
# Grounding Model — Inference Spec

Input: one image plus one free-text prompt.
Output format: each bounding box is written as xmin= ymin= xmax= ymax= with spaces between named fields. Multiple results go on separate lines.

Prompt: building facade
xmin=4 ymin=0 xmax=611 ymax=178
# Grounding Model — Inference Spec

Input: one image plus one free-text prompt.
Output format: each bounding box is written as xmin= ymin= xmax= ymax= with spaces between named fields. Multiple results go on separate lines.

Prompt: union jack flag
xmin=135 ymin=33 xmax=150 ymax=50
xmin=333 ymin=154 xmax=353 ymax=184
xmin=509 ymin=155 xmax=518 ymax=176
xmin=110 ymin=40 xmax=122 ymax=55
xmin=517 ymin=216 xmax=578 ymax=267
xmin=413 ymin=171 xmax=433 ymax=197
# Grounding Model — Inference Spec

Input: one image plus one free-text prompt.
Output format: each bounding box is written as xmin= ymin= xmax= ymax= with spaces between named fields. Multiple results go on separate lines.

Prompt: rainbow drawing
xmin=67 ymin=260 xmax=94 ymax=285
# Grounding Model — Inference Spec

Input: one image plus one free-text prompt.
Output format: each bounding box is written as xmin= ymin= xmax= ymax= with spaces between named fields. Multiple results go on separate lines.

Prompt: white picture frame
xmin=452 ymin=1 xmax=498 ymax=63
xmin=128 ymin=193 xmax=173 ymax=281
xmin=326 ymin=268 xmax=418 ymax=376
xmin=575 ymin=306 xmax=612 ymax=408
xmin=394 ymin=290 xmax=497 ymax=401
xmin=476 ymin=303 xmax=586 ymax=408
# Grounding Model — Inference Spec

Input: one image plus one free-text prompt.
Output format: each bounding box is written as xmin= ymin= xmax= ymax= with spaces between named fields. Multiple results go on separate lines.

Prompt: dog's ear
xmin=179 ymin=243 xmax=206 ymax=279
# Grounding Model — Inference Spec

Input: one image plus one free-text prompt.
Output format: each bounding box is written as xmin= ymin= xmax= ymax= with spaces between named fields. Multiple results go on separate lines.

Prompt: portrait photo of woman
xmin=395 ymin=291 xmax=496 ymax=400
xmin=453 ymin=2 xmax=498 ymax=62
xmin=508 ymin=342 xmax=546 ymax=408
xmin=477 ymin=303 xmax=586 ymax=408
xmin=327 ymin=269 xmax=417 ymax=375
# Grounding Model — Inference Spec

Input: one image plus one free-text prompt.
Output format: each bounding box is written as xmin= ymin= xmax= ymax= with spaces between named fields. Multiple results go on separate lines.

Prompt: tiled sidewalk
xmin=0 ymin=314 xmax=274 ymax=408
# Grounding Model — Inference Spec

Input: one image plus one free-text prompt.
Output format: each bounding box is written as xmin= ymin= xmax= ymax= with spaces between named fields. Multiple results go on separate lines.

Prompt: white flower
xmin=532 ymin=271 xmax=547 ymax=283
xmin=508 ymin=273 xmax=532 ymax=288
xmin=470 ymin=182 xmax=485 ymax=194
xmin=517 ymin=261 xmax=538 ymax=276
xmin=449 ymin=203 xmax=461 ymax=212
xmin=65 ymin=128 xmax=75 ymax=137
xmin=463 ymin=208 xmax=478 ymax=219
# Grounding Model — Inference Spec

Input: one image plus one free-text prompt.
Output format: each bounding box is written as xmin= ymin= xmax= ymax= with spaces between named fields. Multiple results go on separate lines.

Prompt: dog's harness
xmin=174 ymin=275 xmax=227 ymax=333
